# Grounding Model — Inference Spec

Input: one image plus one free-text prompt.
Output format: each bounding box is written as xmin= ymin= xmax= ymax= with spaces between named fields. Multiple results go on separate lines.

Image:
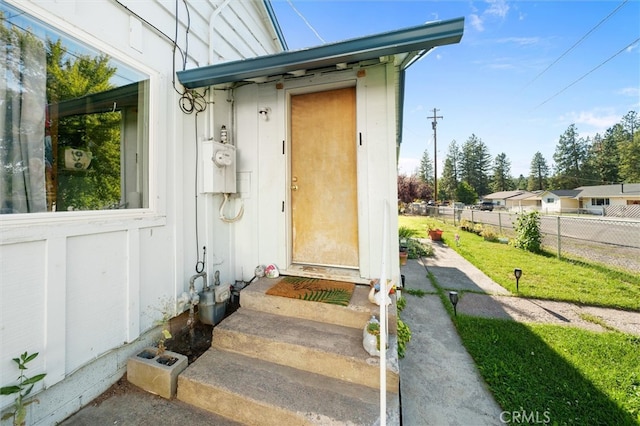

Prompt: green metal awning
xmin=177 ymin=17 xmax=464 ymax=88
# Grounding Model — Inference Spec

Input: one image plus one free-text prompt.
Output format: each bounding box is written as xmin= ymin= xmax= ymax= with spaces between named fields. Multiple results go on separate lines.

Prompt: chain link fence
xmin=405 ymin=203 xmax=640 ymax=273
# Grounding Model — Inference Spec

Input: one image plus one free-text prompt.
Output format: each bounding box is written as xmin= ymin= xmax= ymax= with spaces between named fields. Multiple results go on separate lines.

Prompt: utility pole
xmin=430 ymin=108 xmax=443 ymax=203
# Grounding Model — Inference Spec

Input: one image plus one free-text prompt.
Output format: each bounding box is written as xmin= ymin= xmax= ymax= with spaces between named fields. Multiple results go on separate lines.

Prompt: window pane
xmin=1 ymin=3 xmax=149 ymax=214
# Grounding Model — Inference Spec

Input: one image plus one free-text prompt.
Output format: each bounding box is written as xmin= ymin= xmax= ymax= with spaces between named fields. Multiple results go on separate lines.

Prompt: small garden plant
xmin=1 ymin=352 xmax=46 ymax=426
xmin=148 ymin=298 xmax=175 ymax=355
xmin=397 ymin=319 xmax=412 ymax=358
xmin=512 ymin=210 xmax=542 ymax=253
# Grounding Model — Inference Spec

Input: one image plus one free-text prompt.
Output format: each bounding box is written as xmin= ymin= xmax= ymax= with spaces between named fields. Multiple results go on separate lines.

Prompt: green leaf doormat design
xmin=265 ymin=276 xmax=355 ymax=306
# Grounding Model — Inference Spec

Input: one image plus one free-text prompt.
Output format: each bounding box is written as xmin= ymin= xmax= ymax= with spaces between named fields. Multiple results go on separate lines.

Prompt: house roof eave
xmin=177 ymin=17 xmax=464 ymax=88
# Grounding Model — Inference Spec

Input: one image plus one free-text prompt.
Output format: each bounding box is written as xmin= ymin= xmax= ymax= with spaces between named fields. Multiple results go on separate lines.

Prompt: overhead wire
xmin=533 ymin=37 xmax=640 ymax=110
xmin=523 ymin=0 xmax=629 ymax=89
xmin=286 ymin=0 xmax=325 ymax=43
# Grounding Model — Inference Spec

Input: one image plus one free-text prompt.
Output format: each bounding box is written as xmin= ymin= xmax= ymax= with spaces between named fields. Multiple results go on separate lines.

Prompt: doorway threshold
xmin=282 ymin=264 xmax=370 ymax=285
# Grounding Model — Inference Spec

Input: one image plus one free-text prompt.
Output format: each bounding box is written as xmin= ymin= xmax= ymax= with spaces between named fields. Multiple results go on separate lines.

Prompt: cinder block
xmin=127 ymin=347 xmax=188 ymax=399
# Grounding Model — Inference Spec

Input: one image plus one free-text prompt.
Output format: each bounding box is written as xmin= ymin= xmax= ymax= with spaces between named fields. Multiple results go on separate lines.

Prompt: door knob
xmin=291 ymin=185 xmax=299 ymax=191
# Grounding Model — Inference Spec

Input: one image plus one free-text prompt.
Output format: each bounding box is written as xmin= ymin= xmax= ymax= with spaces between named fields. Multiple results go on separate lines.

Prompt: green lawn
xmin=399 ymin=215 xmax=640 ymax=311
xmin=457 ymin=317 xmax=640 ymax=425
xmin=399 ymin=215 xmax=640 ymax=425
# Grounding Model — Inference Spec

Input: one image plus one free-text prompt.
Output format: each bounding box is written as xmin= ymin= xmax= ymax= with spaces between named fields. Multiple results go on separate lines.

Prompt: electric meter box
xmin=202 ymin=140 xmax=236 ymax=194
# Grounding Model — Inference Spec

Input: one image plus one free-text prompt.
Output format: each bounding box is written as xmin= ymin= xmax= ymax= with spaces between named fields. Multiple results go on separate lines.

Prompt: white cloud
xmin=485 ymin=0 xmax=510 ymax=18
xmin=560 ymin=109 xmax=620 ymax=131
xmin=495 ymin=37 xmax=540 ymax=46
xmin=469 ymin=14 xmax=484 ymax=32
xmin=487 ymin=62 xmax=515 ymax=70
xmin=469 ymin=0 xmax=511 ymax=33
xmin=618 ymin=87 xmax=640 ymax=97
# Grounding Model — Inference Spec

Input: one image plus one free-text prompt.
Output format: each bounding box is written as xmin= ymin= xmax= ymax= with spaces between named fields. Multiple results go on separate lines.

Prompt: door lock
xmin=291 ymin=185 xmax=299 ymax=191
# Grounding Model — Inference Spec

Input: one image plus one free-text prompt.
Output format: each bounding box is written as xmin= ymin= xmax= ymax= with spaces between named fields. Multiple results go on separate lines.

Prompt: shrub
xmin=396 ymin=296 xmax=407 ymax=312
xmin=512 ymin=211 xmax=542 ymax=253
xmin=397 ymin=319 xmax=412 ymax=358
xmin=459 ymin=218 xmax=473 ymax=232
xmin=406 ymin=238 xmax=434 ymax=258
xmin=480 ymin=225 xmax=499 ymax=242
xmin=398 ymin=226 xmax=418 ymax=240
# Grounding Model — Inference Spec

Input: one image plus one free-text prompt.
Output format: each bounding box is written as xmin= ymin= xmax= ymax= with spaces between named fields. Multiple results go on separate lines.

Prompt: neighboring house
xmin=539 ymin=190 xmax=581 ymax=213
xmin=575 ymin=183 xmax=640 ymax=217
xmin=482 ymin=190 xmax=526 ymax=209
xmin=505 ymin=191 xmax=542 ymax=212
xmin=0 ymin=1 xmax=464 ymax=424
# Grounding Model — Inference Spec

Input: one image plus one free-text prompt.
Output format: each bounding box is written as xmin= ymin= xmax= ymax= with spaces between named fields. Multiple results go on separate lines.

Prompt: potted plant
xmin=427 ymin=221 xmax=443 ymax=241
xmin=398 ymin=226 xmax=416 ymax=265
xmin=362 ymin=317 xmax=387 ymax=357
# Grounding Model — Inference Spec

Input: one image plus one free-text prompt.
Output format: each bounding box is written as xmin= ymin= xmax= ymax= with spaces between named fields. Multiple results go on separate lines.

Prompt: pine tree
xmin=514 ymin=174 xmax=527 ymax=190
xmin=527 ymin=152 xmax=549 ymax=191
xmin=552 ymin=124 xmax=588 ymax=189
xmin=619 ymin=111 xmax=640 ymax=183
xmin=491 ymin=153 xmax=514 ymax=192
xmin=418 ymin=149 xmax=434 ymax=185
xmin=619 ymin=131 xmax=640 ymax=182
xmin=459 ymin=134 xmax=491 ymax=196
xmin=588 ymin=129 xmax=620 ymax=184
xmin=439 ymin=140 xmax=460 ymax=202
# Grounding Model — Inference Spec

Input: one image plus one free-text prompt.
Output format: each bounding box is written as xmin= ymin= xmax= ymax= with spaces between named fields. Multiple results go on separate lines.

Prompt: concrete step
xmin=213 ymin=308 xmax=399 ymax=392
xmin=177 ymin=348 xmax=399 ymax=426
xmin=240 ymin=277 xmax=397 ymax=333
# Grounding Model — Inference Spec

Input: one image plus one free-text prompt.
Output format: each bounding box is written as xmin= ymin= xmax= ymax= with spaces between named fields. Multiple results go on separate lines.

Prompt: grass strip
xmin=456 ymin=316 xmax=640 ymax=425
xmin=398 ymin=215 xmax=640 ymax=311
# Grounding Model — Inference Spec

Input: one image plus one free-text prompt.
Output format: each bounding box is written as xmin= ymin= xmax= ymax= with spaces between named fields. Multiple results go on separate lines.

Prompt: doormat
xmin=265 ymin=276 xmax=355 ymax=306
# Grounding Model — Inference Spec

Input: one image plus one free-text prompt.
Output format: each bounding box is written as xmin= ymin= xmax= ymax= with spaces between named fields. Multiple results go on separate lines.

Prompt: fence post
xmin=471 ymin=210 xmax=475 ymax=223
xmin=556 ymin=216 xmax=561 ymax=259
xmin=498 ymin=212 xmax=502 ymax=234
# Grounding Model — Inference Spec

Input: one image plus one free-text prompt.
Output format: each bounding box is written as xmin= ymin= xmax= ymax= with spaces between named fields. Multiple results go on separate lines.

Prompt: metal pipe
xmin=189 ymin=271 xmax=207 ymax=292
xmin=208 ymin=0 xmax=233 ymax=65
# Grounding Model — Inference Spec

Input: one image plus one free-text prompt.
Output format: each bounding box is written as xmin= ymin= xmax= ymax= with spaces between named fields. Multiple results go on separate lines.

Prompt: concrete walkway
xmin=399 ymin=256 xmax=503 ymax=426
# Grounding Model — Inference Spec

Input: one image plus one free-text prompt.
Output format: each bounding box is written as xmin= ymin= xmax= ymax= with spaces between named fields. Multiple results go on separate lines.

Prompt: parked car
xmin=480 ymin=201 xmax=494 ymax=211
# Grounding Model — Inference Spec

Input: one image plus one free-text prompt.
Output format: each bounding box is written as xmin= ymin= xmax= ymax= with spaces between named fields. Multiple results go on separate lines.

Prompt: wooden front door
xmin=290 ymin=87 xmax=359 ymax=268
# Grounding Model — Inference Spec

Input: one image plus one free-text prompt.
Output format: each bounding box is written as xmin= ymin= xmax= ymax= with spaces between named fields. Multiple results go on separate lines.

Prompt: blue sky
xmin=270 ymin=0 xmax=640 ymax=179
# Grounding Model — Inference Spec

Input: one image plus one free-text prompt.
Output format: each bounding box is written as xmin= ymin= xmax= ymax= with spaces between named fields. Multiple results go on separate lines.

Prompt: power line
xmin=286 ymin=0 xmax=325 ymax=44
xmin=533 ymin=37 xmax=640 ymax=110
xmin=523 ymin=0 xmax=629 ymax=89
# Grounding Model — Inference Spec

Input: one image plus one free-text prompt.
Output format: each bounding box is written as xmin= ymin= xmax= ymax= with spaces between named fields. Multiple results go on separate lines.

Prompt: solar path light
xmin=449 ymin=291 xmax=459 ymax=316
xmin=514 ymin=268 xmax=522 ymax=292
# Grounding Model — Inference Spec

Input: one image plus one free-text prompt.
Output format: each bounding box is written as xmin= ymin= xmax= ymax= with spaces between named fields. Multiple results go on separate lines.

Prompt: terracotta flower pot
xmin=429 ymin=229 xmax=443 ymax=241
xmin=399 ymin=251 xmax=408 ymax=265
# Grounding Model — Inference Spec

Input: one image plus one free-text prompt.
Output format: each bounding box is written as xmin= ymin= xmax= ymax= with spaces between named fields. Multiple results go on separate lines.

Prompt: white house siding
xmin=221 ymin=62 xmax=400 ymax=284
xmin=0 ymin=1 xmax=282 ymax=424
